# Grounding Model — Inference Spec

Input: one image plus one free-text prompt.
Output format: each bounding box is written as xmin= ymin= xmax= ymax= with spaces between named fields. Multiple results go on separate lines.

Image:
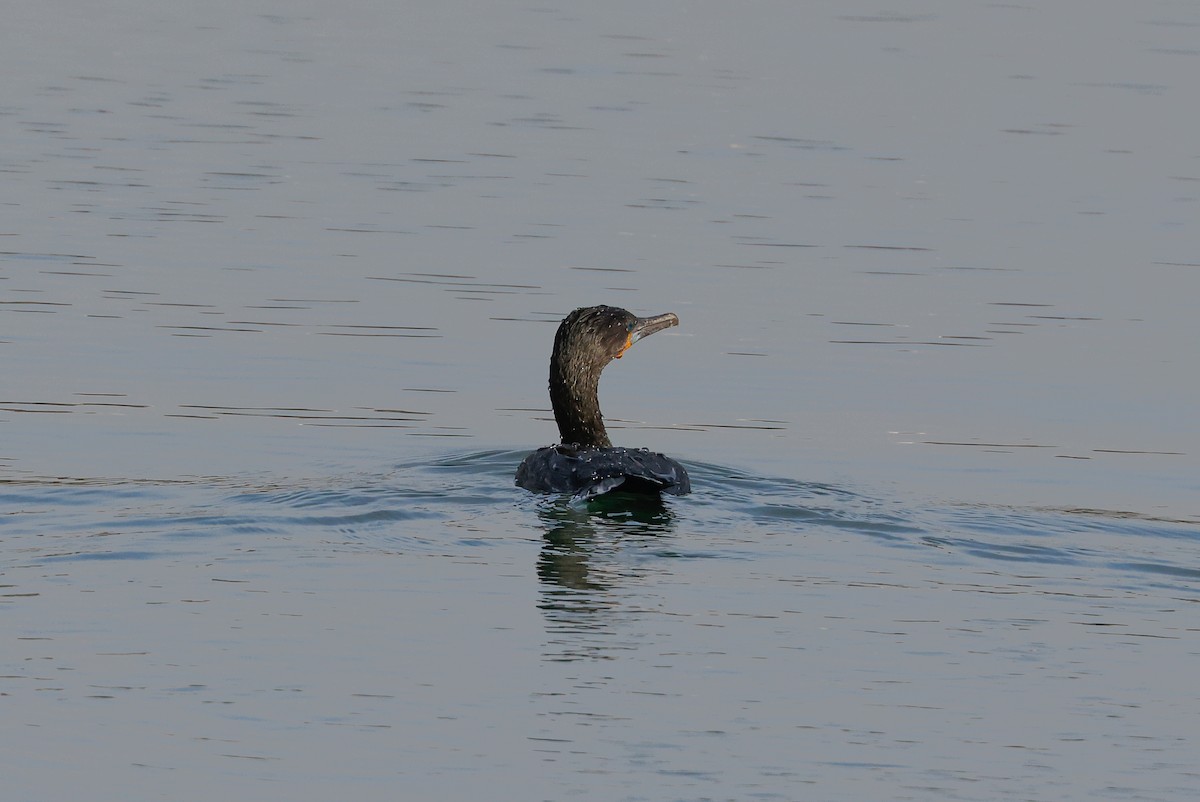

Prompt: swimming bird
xmin=515 ymin=305 xmax=691 ymax=500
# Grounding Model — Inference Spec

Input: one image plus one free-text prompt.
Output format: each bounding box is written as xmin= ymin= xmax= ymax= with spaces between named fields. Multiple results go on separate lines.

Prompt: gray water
xmin=3 ymin=2 xmax=1199 ymax=800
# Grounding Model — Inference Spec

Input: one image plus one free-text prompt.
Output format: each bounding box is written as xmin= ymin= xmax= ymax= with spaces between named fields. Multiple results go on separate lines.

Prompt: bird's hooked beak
xmin=616 ymin=312 xmax=680 ymax=358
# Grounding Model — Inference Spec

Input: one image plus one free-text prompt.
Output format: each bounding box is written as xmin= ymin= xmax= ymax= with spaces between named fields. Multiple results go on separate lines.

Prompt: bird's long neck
xmin=549 ymin=354 xmax=611 ymax=449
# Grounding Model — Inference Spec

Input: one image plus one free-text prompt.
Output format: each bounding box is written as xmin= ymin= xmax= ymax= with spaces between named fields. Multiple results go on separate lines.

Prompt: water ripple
xmin=2 ymin=452 xmax=1197 ymax=598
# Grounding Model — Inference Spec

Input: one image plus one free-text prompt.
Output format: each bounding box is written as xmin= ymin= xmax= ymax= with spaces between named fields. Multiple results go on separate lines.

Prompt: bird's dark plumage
xmin=516 ymin=443 xmax=690 ymax=500
xmin=516 ymin=305 xmax=690 ymax=501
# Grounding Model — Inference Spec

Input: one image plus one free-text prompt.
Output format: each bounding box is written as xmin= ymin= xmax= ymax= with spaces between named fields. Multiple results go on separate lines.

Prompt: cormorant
xmin=515 ymin=305 xmax=691 ymax=500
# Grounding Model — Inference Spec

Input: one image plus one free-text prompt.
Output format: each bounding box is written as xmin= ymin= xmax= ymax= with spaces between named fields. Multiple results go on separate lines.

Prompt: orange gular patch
xmin=615 ymin=332 xmax=634 ymax=358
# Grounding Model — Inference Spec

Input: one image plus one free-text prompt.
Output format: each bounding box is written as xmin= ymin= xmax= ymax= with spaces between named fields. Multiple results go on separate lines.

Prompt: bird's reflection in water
xmin=534 ymin=493 xmax=679 ymax=661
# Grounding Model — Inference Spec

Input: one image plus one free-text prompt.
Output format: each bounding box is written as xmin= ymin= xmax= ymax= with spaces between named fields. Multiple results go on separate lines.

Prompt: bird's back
xmin=516 ymin=443 xmax=690 ymax=501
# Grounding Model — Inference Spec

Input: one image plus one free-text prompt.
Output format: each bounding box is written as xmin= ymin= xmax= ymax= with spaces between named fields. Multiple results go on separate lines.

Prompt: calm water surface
xmin=4 ymin=1 xmax=1199 ymax=800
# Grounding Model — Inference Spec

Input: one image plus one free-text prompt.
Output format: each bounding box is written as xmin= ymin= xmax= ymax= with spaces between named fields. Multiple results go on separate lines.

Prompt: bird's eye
xmin=625 ymin=321 xmax=636 ymax=332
